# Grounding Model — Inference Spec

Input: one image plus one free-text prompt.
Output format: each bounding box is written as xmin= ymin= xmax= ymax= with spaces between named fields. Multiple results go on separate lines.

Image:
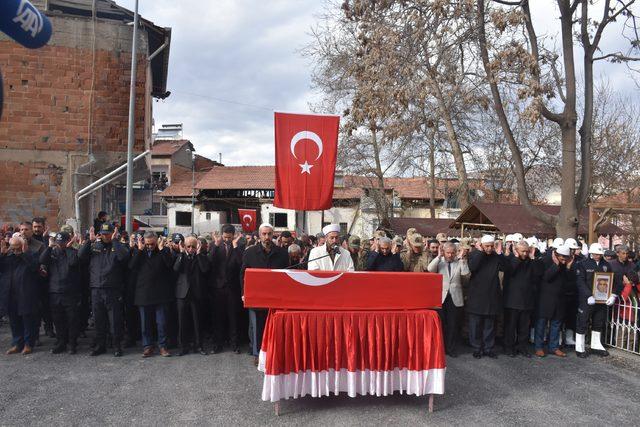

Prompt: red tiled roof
xmin=196 ymin=166 xmax=275 ymax=190
xmin=151 ymin=139 xmax=191 ymax=156
xmin=160 ymin=172 xmax=206 ymax=197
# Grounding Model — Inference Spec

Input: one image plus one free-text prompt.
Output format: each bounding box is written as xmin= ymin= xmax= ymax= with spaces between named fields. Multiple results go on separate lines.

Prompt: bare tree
xmin=476 ymin=0 xmax=640 ymax=237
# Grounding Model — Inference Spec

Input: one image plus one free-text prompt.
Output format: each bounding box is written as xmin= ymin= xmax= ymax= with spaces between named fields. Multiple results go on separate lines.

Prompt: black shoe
xmin=591 ymin=349 xmax=609 ymax=357
xmin=576 ymin=351 xmax=588 ymax=358
xmin=508 ymin=350 xmax=517 ymax=358
xmin=50 ymin=344 xmax=67 ymax=354
xmin=473 ymin=351 xmax=482 ymax=359
xmin=113 ymin=348 xmax=123 ymax=357
xmin=89 ymin=347 xmax=106 ymax=357
xmin=212 ymin=345 xmax=222 ymax=354
xmin=445 ymin=350 xmax=458 ymax=358
xmin=197 ymin=347 xmax=208 ymax=356
xmin=68 ymin=346 xmax=77 ymax=355
xmin=518 ymin=349 xmax=532 ymax=358
xmin=233 ymin=346 xmax=240 ymax=354
xmin=246 ymin=347 xmax=253 ymax=355
xmin=484 ymin=351 xmax=498 ymax=359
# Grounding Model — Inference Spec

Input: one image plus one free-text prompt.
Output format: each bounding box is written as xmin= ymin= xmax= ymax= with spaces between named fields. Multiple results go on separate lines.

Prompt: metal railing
xmin=606 ymin=296 xmax=640 ymax=355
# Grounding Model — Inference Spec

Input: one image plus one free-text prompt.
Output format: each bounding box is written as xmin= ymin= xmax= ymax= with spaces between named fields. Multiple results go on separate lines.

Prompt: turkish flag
xmin=238 ymin=209 xmax=256 ymax=232
xmin=274 ymin=112 xmax=339 ymax=210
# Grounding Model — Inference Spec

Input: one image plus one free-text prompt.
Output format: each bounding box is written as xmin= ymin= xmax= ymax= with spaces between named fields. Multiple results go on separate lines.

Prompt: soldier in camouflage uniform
xmin=401 ymin=234 xmax=431 ymax=272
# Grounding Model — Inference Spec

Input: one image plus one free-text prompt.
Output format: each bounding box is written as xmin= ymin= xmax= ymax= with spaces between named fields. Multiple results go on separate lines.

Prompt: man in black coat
xmin=467 ymin=235 xmax=507 ymax=359
xmin=209 ymin=224 xmax=244 ymax=354
xmin=534 ymin=245 xmax=575 ymax=358
xmin=574 ymin=243 xmax=620 ymax=358
xmin=1 ymin=236 xmax=40 ymax=355
xmin=39 ymin=232 xmax=82 ymax=354
xmin=366 ymin=237 xmax=404 ymax=272
xmin=503 ymin=240 xmax=540 ymax=358
xmin=129 ymin=232 xmax=175 ymax=358
xmin=241 ymin=223 xmax=289 ymax=365
xmin=78 ymin=223 xmax=129 ymax=357
xmin=174 ymin=235 xmax=210 ymax=356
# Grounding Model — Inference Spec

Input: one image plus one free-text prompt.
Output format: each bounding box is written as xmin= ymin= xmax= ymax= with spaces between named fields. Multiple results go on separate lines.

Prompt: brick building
xmin=0 ymin=0 xmax=170 ymax=231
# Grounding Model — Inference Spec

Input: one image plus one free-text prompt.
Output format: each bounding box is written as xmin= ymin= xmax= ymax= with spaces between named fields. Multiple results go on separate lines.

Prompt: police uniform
xmin=78 ymin=223 xmax=129 ymax=356
xmin=39 ymin=233 xmax=82 ymax=354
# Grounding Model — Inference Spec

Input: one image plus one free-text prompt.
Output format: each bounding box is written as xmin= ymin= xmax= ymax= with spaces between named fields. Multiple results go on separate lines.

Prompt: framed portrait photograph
xmin=592 ymin=272 xmax=614 ymax=304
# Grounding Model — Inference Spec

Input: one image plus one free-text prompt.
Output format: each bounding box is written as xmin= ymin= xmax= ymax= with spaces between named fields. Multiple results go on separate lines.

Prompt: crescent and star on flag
xmin=290 ymin=130 xmax=323 ymax=175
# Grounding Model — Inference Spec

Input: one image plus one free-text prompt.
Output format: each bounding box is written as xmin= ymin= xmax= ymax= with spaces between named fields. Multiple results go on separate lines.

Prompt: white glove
xmin=587 ymin=296 xmax=596 ymax=305
xmin=606 ymin=294 xmax=617 ymax=306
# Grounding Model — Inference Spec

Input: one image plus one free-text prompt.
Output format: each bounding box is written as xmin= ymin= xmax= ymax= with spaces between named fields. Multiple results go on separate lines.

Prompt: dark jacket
xmin=366 ymin=251 xmax=404 ymax=272
xmin=78 ymin=240 xmax=130 ymax=290
xmin=174 ymin=252 xmax=211 ymax=300
xmin=240 ymin=244 xmax=289 ymax=296
xmin=609 ymin=259 xmax=636 ymax=295
xmin=537 ymin=257 xmax=575 ymax=320
xmin=209 ymin=243 xmax=242 ymax=290
xmin=467 ymin=250 xmax=506 ymax=315
xmin=129 ymin=247 xmax=175 ymax=306
xmin=39 ymin=246 xmax=81 ymax=295
xmin=575 ymin=257 xmax=612 ymax=303
xmin=503 ymin=254 xmax=540 ymax=311
xmin=0 ymin=252 xmax=40 ymax=316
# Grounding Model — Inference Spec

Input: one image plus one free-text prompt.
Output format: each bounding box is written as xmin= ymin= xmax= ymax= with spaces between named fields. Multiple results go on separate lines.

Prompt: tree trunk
xmin=428 ymin=134 xmax=436 ymax=219
xmin=370 ymin=127 xmax=389 ymax=223
xmin=426 ymin=74 xmax=471 ymax=209
xmin=556 ymin=127 xmax=579 ymax=238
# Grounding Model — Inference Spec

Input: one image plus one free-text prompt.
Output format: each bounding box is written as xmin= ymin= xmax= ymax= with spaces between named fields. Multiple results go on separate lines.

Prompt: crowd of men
xmin=1 ymin=215 xmax=639 ymax=364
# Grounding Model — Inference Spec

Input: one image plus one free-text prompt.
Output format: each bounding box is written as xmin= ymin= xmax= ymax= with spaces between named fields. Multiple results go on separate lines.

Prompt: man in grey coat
xmin=428 ymin=241 xmax=469 ymax=357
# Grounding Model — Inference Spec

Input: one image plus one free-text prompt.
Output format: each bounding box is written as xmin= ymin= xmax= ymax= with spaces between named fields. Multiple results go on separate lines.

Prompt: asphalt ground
xmin=0 ymin=325 xmax=638 ymax=426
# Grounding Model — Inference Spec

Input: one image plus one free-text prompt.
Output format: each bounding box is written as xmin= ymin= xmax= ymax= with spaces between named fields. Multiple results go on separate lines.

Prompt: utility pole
xmin=124 ymin=0 xmax=139 ymax=234
xmin=191 ymin=151 xmax=195 ymax=234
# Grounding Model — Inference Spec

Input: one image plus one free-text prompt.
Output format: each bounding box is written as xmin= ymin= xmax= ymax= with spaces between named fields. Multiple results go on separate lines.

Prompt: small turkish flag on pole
xmin=238 ymin=209 xmax=257 ymax=232
xmin=274 ymin=112 xmax=339 ymax=210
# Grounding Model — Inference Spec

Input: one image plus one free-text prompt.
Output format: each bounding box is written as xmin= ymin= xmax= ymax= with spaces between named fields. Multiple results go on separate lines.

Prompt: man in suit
xmin=241 ymin=223 xmax=289 ymax=366
xmin=0 ymin=236 xmax=40 ymax=355
xmin=307 ymin=224 xmax=354 ymax=271
xmin=130 ymin=232 xmax=175 ymax=358
xmin=503 ymin=240 xmax=540 ymax=358
xmin=174 ymin=235 xmax=210 ymax=356
xmin=78 ymin=223 xmax=129 ymax=357
xmin=209 ymin=224 xmax=243 ymax=354
xmin=428 ymin=241 xmax=469 ymax=357
xmin=467 ymin=235 xmax=507 ymax=359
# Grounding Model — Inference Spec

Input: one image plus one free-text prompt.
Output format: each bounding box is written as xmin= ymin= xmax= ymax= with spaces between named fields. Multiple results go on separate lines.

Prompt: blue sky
xmin=117 ymin=0 xmax=639 ymax=166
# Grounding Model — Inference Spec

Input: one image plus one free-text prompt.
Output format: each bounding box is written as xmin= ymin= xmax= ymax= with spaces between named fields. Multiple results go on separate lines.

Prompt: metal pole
xmin=125 ymin=0 xmax=139 ymax=234
xmin=191 ymin=153 xmax=195 ymax=234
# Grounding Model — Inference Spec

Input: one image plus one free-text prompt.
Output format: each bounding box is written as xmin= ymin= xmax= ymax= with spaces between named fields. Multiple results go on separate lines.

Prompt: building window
xmin=175 ymin=211 xmax=191 ymax=226
xmin=152 ymin=201 xmax=167 ymax=216
xmin=151 ymin=171 xmax=169 ymax=191
xmin=269 ymin=213 xmax=288 ymax=228
xmin=205 ymin=212 xmax=211 ymax=220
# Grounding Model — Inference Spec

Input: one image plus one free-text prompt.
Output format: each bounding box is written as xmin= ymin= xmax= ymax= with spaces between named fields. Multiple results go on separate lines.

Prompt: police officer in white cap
xmin=574 ymin=243 xmax=619 ymax=357
xmin=307 ymin=224 xmax=354 ymax=271
xmin=467 ymin=234 xmax=507 ymax=359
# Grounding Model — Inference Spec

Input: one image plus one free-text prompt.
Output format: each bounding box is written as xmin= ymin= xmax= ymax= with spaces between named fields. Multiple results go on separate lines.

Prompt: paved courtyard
xmin=0 ymin=327 xmax=637 ymax=426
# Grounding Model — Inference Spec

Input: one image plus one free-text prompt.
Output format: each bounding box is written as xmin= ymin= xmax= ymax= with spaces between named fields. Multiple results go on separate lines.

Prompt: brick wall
xmin=0 ymin=13 xmax=153 ymax=228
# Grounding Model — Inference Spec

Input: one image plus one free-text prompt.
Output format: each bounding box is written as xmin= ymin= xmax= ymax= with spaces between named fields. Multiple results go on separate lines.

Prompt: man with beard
xmin=20 ymin=221 xmax=51 ymax=341
xmin=130 ymin=232 xmax=174 ymax=358
xmin=78 ymin=223 xmax=129 ymax=357
xmin=39 ymin=232 xmax=81 ymax=354
xmin=467 ymin=235 xmax=507 ymax=359
xmin=174 ymin=236 xmax=210 ymax=356
xmin=307 ymin=224 xmax=354 ymax=271
xmin=31 ymin=217 xmax=47 ymax=243
xmin=241 ymin=223 xmax=289 ymax=365
xmin=503 ymin=240 xmax=540 ymax=358
xmin=366 ymin=236 xmax=404 ymax=272
xmin=0 ymin=236 xmax=40 ymax=355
